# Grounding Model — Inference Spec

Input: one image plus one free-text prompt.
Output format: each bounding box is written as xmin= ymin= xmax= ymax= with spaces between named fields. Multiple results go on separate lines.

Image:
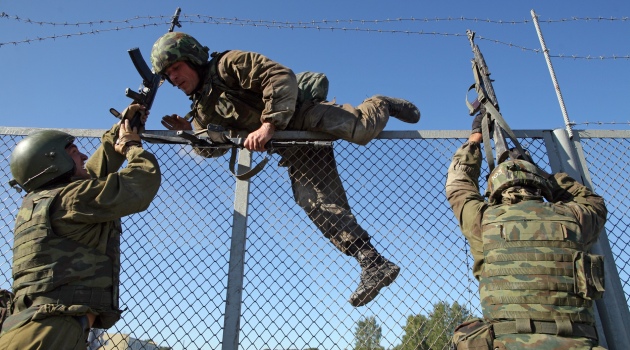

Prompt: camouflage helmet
xmin=487 ymin=159 xmax=553 ymax=204
xmin=150 ymin=32 xmax=210 ymax=74
xmin=10 ymin=130 xmax=76 ymax=192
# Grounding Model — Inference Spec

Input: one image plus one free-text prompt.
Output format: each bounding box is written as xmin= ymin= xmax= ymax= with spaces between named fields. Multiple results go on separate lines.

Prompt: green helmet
xmin=150 ymin=32 xmax=209 ymax=75
xmin=10 ymin=130 xmax=76 ymax=192
xmin=487 ymin=159 xmax=552 ymax=204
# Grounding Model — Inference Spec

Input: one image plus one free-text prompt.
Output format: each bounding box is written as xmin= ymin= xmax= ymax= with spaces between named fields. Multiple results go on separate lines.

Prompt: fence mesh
xmin=0 ymin=129 xmax=627 ymax=350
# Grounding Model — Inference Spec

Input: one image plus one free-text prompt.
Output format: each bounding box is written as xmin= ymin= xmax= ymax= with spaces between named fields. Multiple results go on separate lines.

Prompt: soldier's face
xmin=165 ymin=61 xmax=199 ymax=96
xmin=65 ymin=144 xmax=90 ymax=180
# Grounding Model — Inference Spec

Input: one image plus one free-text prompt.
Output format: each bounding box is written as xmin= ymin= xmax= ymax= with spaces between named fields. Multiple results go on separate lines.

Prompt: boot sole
xmin=349 ymin=264 xmax=400 ymax=307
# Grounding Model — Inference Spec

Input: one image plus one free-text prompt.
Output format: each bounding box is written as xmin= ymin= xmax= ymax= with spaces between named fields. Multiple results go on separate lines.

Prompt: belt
xmin=493 ymin=320 xmax=598 ymax=340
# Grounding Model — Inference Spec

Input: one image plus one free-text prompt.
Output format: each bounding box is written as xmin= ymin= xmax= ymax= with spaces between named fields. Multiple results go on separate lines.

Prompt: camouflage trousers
xmin=289 ymin=96 xmax=391 ymax=146
xmin=276 ymin=96 xmax=393 ymax=255
xmin=0 ymin=314 xmax=88 ymax=350
xmin=276 ymin=145 xmax=372 ymax=256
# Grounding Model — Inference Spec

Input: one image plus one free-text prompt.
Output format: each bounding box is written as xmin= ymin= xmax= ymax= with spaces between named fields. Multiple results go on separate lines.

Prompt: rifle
xmin=466 ymin=29 xmax=531 ymax=172
xmin=111 ymin=7 xmax=182 ymax=130
xmin=170 ymin=124 xmax=334 ymax=180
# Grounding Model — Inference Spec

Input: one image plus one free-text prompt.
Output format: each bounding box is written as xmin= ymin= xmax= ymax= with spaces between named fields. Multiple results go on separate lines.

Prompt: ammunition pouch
xmin=574 ymin=251 xmax=605 ymax=300
xmin=0 ymin=289 xmax=14 ymax=332
xmin=451 ymin=318 xmax=494 ymax=350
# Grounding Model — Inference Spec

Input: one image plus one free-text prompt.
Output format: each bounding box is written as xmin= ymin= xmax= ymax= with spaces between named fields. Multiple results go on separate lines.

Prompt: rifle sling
xmin=229 ymin=148 xmax=270 ymax=181
xmin=481 ymin=101 xmax=529 ymax=170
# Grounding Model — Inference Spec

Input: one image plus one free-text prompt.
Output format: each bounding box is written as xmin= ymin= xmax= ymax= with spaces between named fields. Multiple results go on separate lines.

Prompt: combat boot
xmin=374 ymin=95 xmax=421 ymax=123
xmin=349 ymin=251 xmax=400 ymax=307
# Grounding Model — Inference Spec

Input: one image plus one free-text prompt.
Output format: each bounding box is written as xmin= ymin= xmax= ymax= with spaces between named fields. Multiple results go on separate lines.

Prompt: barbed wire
xmin=569 ymin=121 xmax=630 ymax=127
xmin=2 ymin=12 xmax=629 ymax=27
xmin=0 ymin=22 xmax=170 ymax=47
xmin=1 ymin=12 xmax=629 ymax=60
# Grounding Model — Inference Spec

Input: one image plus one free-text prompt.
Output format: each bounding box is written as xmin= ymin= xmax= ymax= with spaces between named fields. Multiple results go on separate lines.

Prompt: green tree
xmin=394 ymin=301 xmax=473 ymax=350
xmin=353 ymin=316 xmax=385 ymax=350
xmin=393 ymin=313 xmax=429 ymax=350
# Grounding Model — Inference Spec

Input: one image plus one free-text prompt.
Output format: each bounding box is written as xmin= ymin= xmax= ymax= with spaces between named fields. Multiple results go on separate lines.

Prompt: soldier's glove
xmin=120 ymin=104 xmax=148 ymax=133
xmin=471 ymin=113 xmax=495 ymax=135
xmin=471 ymin=113 xmax=483 ymax=134
xmin=115 ymin=119 xmax=142 ymax=155
xmin=470 ymin=113 xmax=484 ymax=134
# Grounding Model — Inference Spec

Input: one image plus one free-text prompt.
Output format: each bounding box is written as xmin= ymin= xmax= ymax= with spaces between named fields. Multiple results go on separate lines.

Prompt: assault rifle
xmin=111 ymin=7 xmax=182 ymax=130
xmin=466 ymin=29 xmax=531 ymax=171
xmin=142 ymin=124 xmax=334 ymax=180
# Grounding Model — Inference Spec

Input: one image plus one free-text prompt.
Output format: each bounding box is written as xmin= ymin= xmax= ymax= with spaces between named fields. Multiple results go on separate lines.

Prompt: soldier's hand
xmin=471 ymin=113 xmax=494 ymax=135
xmin=244 ymin=123 xmax=275 ymax=152
xmin=161 ymin=114 xmax=192 ymax=130
xmin=120 ymin=104 xmax=149 ymax=124
xmin=115 ymin=119 xmax=142 ymax=155
xmin=471 ymin=113 xmax=483 ymax=134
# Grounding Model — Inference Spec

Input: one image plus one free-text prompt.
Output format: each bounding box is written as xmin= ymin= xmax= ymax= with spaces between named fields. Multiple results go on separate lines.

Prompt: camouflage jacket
xmin=187 ymin=50 xmax=298 ymax=133
xmin=11 ymin=124 xmax=161 ymax=329
xmin=444 ymin=141 xmax=607 ymax=280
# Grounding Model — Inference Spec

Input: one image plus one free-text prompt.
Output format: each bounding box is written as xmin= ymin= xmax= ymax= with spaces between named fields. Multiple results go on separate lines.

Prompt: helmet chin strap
xmin=21 ymin=165 xmax=59 ymax=190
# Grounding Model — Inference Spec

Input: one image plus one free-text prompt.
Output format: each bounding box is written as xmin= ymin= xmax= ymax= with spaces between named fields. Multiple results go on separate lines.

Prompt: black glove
xmin=471 ymin=113 xmax=496 ymax=135
xmin=471 ymin=113 xmax=484 ymax=134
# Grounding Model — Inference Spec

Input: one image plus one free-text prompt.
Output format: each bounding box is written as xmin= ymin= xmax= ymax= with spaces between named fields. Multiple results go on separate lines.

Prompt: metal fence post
xmin=222 ymin=148 xmax=252 ymax=350
xmin=545 ymin=128 xmax=630 ymax=349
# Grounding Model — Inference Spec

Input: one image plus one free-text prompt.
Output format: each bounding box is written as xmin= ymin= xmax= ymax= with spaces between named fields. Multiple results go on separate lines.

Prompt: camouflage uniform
xmin=445 ymin=141 xmax=607 ymax=350
xmin=188 ymin=49 xmax=399 ymax=256
xmin=0 ymin=124 xmax=161 ymax=350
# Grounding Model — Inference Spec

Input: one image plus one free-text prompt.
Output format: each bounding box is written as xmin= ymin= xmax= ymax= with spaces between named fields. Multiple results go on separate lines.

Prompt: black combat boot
xmin=374 ymin=95 xmax=421 ymax=124
xmin=349 ymin=250 xmax=400 ymax=307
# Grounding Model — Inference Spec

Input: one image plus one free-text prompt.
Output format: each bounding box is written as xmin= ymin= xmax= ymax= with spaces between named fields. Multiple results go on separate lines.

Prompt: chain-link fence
xmin=0 ymin=127 xmax=628 ymax=350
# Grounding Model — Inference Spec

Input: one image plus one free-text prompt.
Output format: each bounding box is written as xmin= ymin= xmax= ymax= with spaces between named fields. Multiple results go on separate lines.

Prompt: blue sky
xmin=1 ymin=2 xmax=629 ymax=349
xmin=1 ymin=1 xmax=629 ymax=132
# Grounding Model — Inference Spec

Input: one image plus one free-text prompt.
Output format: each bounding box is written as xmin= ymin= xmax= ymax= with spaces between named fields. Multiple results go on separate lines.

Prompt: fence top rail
xmin=0 ymin=126 xmax=626 ymax=140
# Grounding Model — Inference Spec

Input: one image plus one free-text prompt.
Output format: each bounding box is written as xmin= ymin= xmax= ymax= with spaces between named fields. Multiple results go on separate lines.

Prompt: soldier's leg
xmin=278 ymin=146 xmax=399 ymax=307
xmin=293 ymin=96 xmax=420 ymax=145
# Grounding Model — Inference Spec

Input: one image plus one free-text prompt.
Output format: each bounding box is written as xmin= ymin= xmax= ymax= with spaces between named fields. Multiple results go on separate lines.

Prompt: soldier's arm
xmin=445 ymin=136 xmax=487 ymax=262
xmin=218 ymin=50 xmax=298 ymax=130
xmin=84 ymin=123 xmax=127 ymax=178
xmin=57 ymin=145 xmax=161 ymax=222
xmin=549 ymin=173 xmax=607 ymax=247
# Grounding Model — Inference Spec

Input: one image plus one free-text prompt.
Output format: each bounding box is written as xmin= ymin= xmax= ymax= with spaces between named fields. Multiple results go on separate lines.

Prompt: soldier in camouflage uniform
xmin=150 ymin=31 xmax=420 ymax=306
xmin=0 ymin=106 xmax=161 ymax=350
xmin=445 ymin=116 xmax=607 ymax=349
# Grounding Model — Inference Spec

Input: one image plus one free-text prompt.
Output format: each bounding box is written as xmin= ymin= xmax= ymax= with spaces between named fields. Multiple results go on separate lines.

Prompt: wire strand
xmin=3 ymin=12 xmax=629 ymax=26
xmin=1 ymin=12 xmax=629 ymax=60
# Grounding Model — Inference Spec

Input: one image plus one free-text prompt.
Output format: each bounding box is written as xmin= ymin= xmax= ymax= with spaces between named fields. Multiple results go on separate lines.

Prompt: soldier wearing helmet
xmin=0 ymin=106 xmax=161 ymax=349
xmin=150 ymin=31 xmax=422 ymax=306
xmin=445 ymin=116 xmax=608 ymax=349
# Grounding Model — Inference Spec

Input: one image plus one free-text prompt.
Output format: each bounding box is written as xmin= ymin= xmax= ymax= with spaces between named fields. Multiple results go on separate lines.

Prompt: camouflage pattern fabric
xmin=487 ymin=159 xmax=553 ymax=204
xmin=445 ymin=141 xmax=608 ymax=349
xmin=151 ymin=32 xmax=209 ymax=74
xmin=480 ymin=201 xmax=596 ymax=323
xmin=0 ymin=290 xmax=14 ymax=332
xmin=11 ymin=186 xmax=121 ymax=328
xmin=451 ymin=318 xmax=605 ymax=350
xmin=0 ymin=313 xmax=88 ymax=350
xmin=493 ymin=334 xmax=604 ymax=350
xmin=1 ymin=124 xmax=161 ymax=336
xmin=187 ymin=49 xmax=401 ymax=255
